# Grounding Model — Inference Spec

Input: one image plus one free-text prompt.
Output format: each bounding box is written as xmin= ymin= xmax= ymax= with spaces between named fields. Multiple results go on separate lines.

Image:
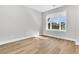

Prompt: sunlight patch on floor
xmin=34 ymin=36 xmax=49 ymax=40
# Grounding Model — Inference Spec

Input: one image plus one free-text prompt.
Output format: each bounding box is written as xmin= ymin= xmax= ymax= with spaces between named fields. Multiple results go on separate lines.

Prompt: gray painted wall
xmin=0 ymin=5 xmax=79 ymax=44
xmin=42 ymin=5 xmax=79 ymax=43
xmin=0 ymin=5 xmax=42 ymax=42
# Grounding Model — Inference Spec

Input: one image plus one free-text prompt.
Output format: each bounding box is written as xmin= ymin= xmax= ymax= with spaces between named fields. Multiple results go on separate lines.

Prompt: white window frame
xmin=46 ymin=11 xmax=67 ymax=32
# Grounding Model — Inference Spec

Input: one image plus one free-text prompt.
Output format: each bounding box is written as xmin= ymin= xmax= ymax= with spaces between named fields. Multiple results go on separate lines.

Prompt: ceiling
xmin=26 ymin=5 xmax=63 ymax=12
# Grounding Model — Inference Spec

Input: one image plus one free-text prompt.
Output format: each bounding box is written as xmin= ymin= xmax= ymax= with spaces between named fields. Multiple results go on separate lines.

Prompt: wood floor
xmin=0 ymin=35 xmax=79 ymax=54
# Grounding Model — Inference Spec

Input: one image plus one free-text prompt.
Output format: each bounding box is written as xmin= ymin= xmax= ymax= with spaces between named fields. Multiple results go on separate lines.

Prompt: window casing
xmin=46 ymin=11 xmax=67 ymax=31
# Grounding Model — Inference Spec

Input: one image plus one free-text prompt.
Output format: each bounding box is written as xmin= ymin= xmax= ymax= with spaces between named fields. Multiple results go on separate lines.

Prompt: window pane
xmin=61 ymin=22 xmax=65 ymax=30
xmin=47 ymin=17 xmax=66 ymax=31
xmin=48 ymin=23 xmax=50 ymax=29
xmin=52 ymin=22 xmax=59 ymax=29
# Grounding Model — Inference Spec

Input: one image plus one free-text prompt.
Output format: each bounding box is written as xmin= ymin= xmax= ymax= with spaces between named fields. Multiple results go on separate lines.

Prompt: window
xmin=47 ymin=17 xmax=66 ymax=31
xmin=46 ymin=11 xmax=67 ymax=31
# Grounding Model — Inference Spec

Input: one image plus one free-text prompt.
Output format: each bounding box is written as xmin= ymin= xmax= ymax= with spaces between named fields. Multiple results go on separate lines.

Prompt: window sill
xmin=46 ymin=29 xmax=66 ymax=32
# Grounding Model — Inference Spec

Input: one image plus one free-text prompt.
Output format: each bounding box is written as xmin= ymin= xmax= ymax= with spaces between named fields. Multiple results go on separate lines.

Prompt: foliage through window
xmin=46 ymin=11 xmax=66 ymax=31
xmin=47 ymin=17 xmax=66 ymax=31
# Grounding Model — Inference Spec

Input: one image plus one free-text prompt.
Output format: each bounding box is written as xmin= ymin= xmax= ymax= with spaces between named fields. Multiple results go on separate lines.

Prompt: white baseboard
xmin=44 ymin=34 xmax=75 ymax=41
xmin=44 ymin=34 xmax=79 ymax=45
xmin=0 ymin=34 xmax=79 ymax=45
xmin=0 ymin=35 xmax=35 ymax=45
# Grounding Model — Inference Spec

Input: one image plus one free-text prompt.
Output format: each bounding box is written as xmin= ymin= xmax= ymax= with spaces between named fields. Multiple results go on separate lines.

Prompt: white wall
xmin=42 ymin=5 xmax=79 ymax=44
xmin=0 ymin=5 xmax=42 ymax=43
xmin=1 ymin=5 xmax=79 ymax=45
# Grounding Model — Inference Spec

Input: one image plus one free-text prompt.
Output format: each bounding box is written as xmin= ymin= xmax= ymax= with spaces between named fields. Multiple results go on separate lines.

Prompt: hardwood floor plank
xmin=0 ymin=36 xmax=78 ymax=54
xmin=76 ymin=45 xmax=79 ymax=54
